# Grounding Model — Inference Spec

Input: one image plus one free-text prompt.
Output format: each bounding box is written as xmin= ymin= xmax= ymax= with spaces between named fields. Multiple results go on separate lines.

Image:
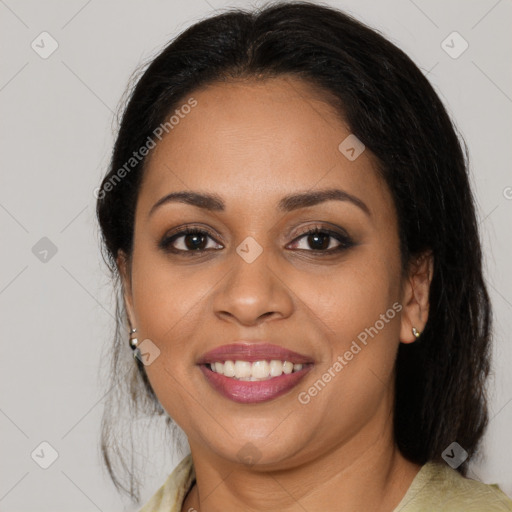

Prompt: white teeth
xmin=224 ymin=360 xmax=235 ymax=377
xmin=208 ymin=359 xmax=307 ymax=380
xmin=234 ymin=361 xmax=251 ymax=378
xmin=252 ymin=360 xmax=270 ymax=379
xmin=269 ymin=359 xmax=283 ymax=377
xmin=283 ymin=361 xmax=293 ymax=374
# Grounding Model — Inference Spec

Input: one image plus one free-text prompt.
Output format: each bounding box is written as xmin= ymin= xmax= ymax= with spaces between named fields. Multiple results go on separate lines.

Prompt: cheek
xmin=130 ymin=253 xmax=216 ymax=353
xmin=303 ymin=249 xmax=401 ymax=346
xmin=128 ymin=250 xmax=217 ymax=426
xmin=292 ymin=257 xmax=402 ymax=441
xmin=132 ymin=237 xmax=208 ymax=330
xmin=293 ymin=248 xmax=403 ymax=424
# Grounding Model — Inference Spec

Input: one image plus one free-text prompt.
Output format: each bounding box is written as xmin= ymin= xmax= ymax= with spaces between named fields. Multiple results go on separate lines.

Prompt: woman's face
xmin=120 ymin=76 xmax=425 ymax=469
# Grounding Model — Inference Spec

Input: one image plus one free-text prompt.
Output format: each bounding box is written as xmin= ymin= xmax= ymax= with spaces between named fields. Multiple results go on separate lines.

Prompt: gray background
xmin=1 ymin=0 xmax=511 ymax=510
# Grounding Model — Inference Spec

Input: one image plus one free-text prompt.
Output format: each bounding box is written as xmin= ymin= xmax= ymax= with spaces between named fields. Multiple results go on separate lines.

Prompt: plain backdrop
xmin=1 ymin=0 xmax=511 ymax=510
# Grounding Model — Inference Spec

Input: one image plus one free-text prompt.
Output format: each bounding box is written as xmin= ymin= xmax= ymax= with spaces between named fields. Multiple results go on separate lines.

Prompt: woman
xmin=96 ymin=1 xmax=512 ymax=510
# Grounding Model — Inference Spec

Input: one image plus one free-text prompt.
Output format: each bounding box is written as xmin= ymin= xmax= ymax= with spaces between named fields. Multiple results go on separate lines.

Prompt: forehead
xmin=138 ymin=76 xmax=392 ymax=218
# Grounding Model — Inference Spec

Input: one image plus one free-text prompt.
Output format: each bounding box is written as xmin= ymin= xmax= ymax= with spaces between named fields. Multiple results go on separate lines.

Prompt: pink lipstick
xmin=197 ymin=342 xmax=314 ymax=404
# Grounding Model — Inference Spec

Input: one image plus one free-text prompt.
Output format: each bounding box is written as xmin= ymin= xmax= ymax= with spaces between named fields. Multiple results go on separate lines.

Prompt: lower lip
xmin=199 ymin=364 xmax=312 ymax=404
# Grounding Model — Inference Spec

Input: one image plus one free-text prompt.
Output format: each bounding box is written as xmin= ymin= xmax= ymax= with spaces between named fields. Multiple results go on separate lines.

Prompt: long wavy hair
xmin=96 ymin=0 xmax=492 ymax=503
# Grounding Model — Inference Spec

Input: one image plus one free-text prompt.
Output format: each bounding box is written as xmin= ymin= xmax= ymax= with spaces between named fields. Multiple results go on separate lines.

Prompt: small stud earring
xmin=412 ymin=327 xmax=421 ymax=339
xmin=129 ymin=328 xmax=139 ymax=350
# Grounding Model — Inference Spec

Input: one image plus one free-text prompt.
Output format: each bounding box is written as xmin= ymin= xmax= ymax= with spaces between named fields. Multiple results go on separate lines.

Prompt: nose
xmin=212 ymin=247 xmax=294 ymax=326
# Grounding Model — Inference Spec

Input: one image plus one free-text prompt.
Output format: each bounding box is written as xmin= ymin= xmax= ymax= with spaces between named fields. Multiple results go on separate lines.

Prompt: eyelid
xmin=158 ymin=224 xmax=223 ymax=251
xmin=160 ymin=223 xmax=224 ymax=242
xmin=291 ymin=222 xmax=350 ymax=240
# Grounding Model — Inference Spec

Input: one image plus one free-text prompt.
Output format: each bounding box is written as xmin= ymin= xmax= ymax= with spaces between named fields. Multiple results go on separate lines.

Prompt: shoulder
xmin=394 ymin=461 xmax=512 ymax=511
xmin=138 ymin=454 xmax=195 ymax=512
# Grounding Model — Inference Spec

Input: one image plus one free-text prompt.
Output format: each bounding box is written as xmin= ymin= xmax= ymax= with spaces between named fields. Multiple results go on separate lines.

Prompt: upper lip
xmin=197 ymin=342 xmax=314 ymax=365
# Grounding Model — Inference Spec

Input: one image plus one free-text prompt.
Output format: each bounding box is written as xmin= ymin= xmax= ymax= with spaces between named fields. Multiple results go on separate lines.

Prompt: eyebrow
xmin=148 ymin=188 xmax=371 ymax=218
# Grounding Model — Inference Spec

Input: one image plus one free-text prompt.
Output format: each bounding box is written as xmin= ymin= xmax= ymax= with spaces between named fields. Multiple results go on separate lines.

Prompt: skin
xmin=118 ymin=76 xmax=434 ymax=511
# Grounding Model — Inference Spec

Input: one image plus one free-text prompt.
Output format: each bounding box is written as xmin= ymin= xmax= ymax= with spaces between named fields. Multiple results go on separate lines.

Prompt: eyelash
xmin=158 ymin=224 xmax=355 ymax=256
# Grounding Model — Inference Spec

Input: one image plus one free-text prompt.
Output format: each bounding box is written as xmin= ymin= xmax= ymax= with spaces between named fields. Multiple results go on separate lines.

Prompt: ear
xmin=399 ymin=250 xmax=434 ymax=343
xmin=117 ymin=250 xmax=136 ymax=329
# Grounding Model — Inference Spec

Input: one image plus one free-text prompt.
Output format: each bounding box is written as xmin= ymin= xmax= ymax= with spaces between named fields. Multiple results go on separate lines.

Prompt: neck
xmin=182 ymin=418 xmax=421 ymax=512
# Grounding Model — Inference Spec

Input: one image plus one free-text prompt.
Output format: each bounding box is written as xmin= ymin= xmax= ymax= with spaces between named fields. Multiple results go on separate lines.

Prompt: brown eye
xmin=159 ymin=228 xmax=223 ymax=254
xmin=288 ymin=226 xmax=354 ymax=253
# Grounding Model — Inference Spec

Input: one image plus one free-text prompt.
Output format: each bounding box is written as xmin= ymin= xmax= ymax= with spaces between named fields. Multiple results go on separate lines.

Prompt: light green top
xmin=139 ymin=454 xmax=512 ymax=511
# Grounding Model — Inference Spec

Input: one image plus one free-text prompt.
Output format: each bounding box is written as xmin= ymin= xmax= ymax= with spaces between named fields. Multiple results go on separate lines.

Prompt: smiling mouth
xmin=199 ymin=360 xmax=313 ymax=404
xmin=196 ymin=342 xmax=314 ymax=403
xmin=205 ymin=359 xmax=311 ymax=381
